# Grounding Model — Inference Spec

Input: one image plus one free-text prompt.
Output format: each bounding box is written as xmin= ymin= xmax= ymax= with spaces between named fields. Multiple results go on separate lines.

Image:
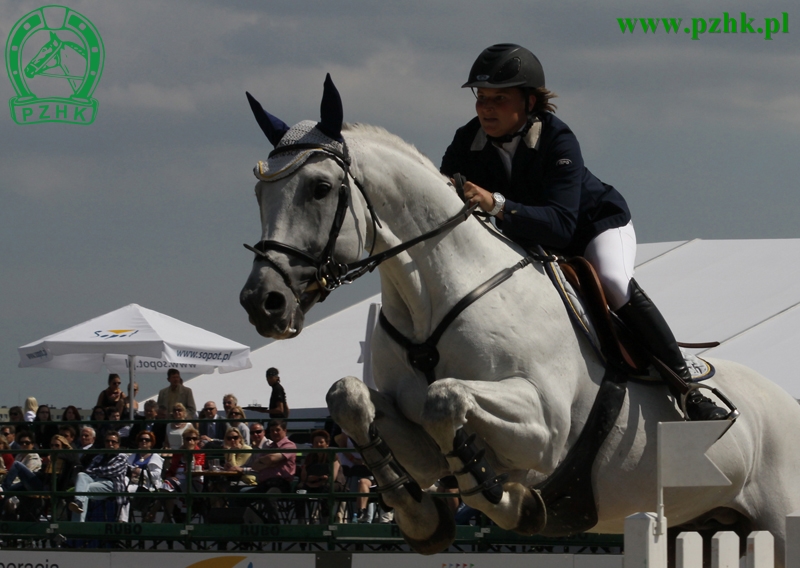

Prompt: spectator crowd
xmin=0 ymin=367 xmax=411 ymax=527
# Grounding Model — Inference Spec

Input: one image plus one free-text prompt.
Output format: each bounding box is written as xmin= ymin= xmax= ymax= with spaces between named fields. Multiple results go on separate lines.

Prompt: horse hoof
xmin=504 ymin=482 xmax=547 ymax=535
xmin=397 ymin=495 xmax=456 ymax=555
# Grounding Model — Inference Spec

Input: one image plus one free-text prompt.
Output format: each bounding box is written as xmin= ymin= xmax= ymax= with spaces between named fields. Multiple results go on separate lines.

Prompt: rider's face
xmin=475 ymin=87 xmax=531 ymax=138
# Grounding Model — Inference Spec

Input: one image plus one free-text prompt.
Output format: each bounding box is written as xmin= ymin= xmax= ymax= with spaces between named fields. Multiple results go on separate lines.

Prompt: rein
xmin=245 ymin=142 xmax=479 ymax=300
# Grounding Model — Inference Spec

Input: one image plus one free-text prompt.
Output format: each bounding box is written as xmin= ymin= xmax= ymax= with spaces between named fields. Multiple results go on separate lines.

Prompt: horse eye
xmin=313 ymin=181 xmax=333 ymax=200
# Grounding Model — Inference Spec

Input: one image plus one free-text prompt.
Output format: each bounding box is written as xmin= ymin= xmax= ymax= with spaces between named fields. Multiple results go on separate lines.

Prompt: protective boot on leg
xmin=615 ymin=279 xmax=727 ymax=421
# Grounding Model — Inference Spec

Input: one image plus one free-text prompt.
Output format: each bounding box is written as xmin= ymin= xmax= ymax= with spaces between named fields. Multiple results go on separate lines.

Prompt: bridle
xmin=245 ymin=141 xmax=478 ymax=302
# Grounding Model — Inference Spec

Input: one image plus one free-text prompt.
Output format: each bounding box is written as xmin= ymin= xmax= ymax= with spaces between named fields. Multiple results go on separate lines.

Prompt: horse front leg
xmin=326 ymin=376 xmax=456 ymax=554
xmin=421 ymin=377 xmax=549 ymax=535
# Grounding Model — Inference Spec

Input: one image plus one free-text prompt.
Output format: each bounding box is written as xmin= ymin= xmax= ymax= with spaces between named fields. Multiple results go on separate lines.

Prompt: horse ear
xmin=317 ymin=73 xmax=344 ymax=142
xmin=246 ymin=92 xmax=290 ymax=147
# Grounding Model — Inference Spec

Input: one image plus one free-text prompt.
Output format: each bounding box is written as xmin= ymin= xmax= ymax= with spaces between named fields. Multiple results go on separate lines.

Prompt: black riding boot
xmin=615 ymin=279 xmax=728 ymax=421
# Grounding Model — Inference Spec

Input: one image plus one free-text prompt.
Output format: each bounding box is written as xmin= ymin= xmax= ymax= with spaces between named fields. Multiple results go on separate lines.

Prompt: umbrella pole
xmin=128 ymin=355 xmax=136 ymax=420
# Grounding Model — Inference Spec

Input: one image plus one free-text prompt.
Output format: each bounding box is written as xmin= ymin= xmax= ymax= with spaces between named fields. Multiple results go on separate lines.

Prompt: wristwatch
xmin=488 ymin=192 xmax=506 ymax=216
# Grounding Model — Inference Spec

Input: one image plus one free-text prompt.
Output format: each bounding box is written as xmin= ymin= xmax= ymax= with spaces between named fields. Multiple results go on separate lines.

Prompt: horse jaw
xmin=239 ymin=261 xmax=319 ymax=339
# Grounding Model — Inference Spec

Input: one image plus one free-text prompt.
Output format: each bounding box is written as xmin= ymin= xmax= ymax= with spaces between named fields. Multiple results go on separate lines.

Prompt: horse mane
xmin=342 ymin=122 xmax=443 ymax=178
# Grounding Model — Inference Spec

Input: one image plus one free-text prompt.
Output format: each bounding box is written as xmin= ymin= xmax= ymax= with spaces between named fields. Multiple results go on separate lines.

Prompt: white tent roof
xmin=19 ymin=303 xmax=251 ymax=374
xmin=179 ymin=239 xmax=800 ymax=410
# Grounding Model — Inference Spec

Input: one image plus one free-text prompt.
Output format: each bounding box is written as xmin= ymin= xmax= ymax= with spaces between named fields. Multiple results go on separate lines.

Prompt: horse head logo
xmin=5 ymin=5 xmax=104 ymax=125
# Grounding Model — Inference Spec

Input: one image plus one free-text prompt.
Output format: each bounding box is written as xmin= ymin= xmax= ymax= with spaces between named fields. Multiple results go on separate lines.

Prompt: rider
xmin=440 ymin=43 xmax=727 ymax=421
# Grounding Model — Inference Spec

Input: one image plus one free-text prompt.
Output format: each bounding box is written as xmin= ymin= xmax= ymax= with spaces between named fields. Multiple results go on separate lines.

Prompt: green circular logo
xmin=5 ymin=5 xmax=104 ymax=125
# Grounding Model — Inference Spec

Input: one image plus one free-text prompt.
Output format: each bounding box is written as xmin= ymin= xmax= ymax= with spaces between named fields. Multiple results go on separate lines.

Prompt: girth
xmin=378 ymin=253 xmax=542 ymax=385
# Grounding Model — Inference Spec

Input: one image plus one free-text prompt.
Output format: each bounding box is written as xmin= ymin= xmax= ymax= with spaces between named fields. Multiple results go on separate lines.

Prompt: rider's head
xmin=463 ymin=44 xmax=557 ymax=123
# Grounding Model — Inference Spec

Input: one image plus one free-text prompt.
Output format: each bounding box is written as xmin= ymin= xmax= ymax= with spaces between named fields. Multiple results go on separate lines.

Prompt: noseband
xmin=245 ymin=141 xmax=478 ymax=302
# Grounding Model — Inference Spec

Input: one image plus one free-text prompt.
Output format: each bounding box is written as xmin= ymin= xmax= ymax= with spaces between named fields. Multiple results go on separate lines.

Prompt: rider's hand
xmin=461 ymin=181 xmax=503 ymax=219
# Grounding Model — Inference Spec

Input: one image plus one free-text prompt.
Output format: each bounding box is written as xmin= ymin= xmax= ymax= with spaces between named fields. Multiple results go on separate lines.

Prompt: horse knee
xmin=327 ymin=376 xmax=375 ymax=442
xmin=422 ymin=379 xmax=474 ymax=440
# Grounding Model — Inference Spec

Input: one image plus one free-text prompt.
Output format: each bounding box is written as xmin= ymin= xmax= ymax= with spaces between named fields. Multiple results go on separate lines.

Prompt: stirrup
xmin=680 ymin=383 xmax=739 ymax=422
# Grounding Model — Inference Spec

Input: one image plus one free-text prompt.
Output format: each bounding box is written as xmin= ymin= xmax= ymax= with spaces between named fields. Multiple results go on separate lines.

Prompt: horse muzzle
xmin=240 ymin=262 xmax=316 ymax=339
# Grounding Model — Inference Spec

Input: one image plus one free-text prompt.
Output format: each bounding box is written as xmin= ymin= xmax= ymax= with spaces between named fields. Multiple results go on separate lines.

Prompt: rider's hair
xmin=525 ymin=87 xmax=558 ymax=114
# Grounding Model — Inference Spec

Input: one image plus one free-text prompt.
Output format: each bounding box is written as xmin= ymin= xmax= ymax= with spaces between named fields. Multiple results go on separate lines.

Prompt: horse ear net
xmin=246 ymin=91 xmax=289 ymax=147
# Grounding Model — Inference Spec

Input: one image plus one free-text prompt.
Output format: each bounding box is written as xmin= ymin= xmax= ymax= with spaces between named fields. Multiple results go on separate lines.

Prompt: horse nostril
xmin=264 ymin=292 xmax=286 ymax=313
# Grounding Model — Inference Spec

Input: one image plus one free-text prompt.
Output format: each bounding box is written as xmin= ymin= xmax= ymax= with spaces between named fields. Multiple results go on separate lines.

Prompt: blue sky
xmin=1 ymin=0 xmax=797 ymax=408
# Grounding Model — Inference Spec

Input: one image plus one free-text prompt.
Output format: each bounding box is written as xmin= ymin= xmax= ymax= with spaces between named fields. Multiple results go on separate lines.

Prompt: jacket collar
xmin=470 ymin=116 xmax=542 ymax=152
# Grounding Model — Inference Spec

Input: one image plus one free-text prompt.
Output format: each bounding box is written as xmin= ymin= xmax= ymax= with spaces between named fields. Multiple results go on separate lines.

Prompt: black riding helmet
xmin=462 ymin=44 xmax=545 ymax=90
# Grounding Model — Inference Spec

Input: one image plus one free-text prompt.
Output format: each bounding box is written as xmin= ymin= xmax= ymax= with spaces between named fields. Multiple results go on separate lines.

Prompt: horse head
xmin=240 ymin=75 xmax=371 ymax=339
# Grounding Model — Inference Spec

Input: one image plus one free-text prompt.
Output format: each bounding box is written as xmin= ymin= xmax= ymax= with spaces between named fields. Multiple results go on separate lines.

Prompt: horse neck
xmin=348 ymin=131 xmax=542 ymax=341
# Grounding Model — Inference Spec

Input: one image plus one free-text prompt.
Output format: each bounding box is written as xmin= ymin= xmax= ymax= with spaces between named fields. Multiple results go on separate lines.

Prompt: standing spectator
xmin=128 ymin=400 xmax=166 ymax=449
xmin=127 ymin=382 xmax=140 ymax=415
xmin=23 ymin=397 xmax=38 ymax=422
xmin=96 ymin=374 xmax=127 ymax=414
xmin=156 ymin=369 xmax=197 ymax=419
xmin=266 ymin=367 xmax=288 ymax=418
xmin=68 ymin=430 xmax=128 ymax=522
xmin=198 ymin=401 xmax=224 ymax=445
xmin=31 ymin=405 xmax=58 ymax=449
xmin=164 ymin=403 xmax=191 ymax=450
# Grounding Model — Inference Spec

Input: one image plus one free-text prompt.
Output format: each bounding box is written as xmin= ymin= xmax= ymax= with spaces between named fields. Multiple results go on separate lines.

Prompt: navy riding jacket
xmin=440 ymin=113 xmax=631 ymax=257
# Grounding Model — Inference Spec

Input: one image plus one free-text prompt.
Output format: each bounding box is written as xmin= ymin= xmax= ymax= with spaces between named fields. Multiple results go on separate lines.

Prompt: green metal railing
xmin=0 ymin=418 xmax=624 ymax=552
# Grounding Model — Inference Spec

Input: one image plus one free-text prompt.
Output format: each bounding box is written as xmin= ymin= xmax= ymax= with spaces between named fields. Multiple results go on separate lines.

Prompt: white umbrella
xmin=18 ymin=303 xmax=252 ymax=417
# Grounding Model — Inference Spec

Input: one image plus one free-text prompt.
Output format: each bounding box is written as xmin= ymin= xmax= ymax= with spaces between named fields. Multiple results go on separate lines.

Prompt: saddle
xmin=556 ymin=256 xmax=718 ymax=382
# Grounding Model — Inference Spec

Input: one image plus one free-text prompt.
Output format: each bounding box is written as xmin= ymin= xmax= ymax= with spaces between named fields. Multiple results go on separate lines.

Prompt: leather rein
xmin=245 ymin=141 xmax=553 ymax=384
xmin=245 ymin=142 xmax=479 ymax=302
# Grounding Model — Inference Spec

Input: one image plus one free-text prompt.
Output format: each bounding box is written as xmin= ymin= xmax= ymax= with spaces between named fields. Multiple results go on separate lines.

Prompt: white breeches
xmin=583 ymin=221 xmax=637 ymax=311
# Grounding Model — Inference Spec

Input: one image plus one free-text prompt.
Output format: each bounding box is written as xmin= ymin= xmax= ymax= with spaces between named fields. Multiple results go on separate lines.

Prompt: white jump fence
xmin=624 ymin=510 xmax=800 ymax=568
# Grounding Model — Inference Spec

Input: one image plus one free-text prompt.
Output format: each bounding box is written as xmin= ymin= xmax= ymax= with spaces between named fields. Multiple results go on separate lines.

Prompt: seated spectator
xmin=57 ymin=424 xmax=79 ymax=449
xmin=198 ymin=401 xmax=225 ymax=445
xmin=128 ymin=400 xmax=166 ymax=449
xmin=11 ymin=431 xmax=42 ymax=474
xmin=335 ymin=432 xmax=375 ymax=524
xmin=222 ymin=394 xmax=238 ymax=421
xmin=78 ymin=426 xmax=100 ymax=469
xmin=24 ymin=397 xmax=38 ymax=422
xmin=1 ymin=435 xmax=78 ymax=512
xmin=161 ymin=427 xmax=204 ymax=522
xmin=0 ymin=435 xmax=15 ymax=471
xmin=124 ymin=431 xmax=164 ymax=522
xmin=68 ymin=430 xmax=128 ymax=522
xmin=295 ymin=429 xmax=344 ymax=524
xmin=89 ymin=405 xmax=107 ymax=436
xmin=226 ymin=406 xmax=250 ymax=446
xmin=222 ymin=429 xmax=255 ymax=485
xmin=0 ymin=426 xmax=16 ymax=452
xmin=60 ymin=405 xmax=82 ymax=424
xmin=96 ymin=373 xmax=127 ymax=414
xmin=238 ymin=419 xmax=296 ymax=522
xmin=7 ymin=407 xmax=28 ymax=444
xmin=164 ymin=403 xmax=191 ymax=450
xmin=32 ymin=405 xmax=58 ymax=450
xmin=248 ymin=422 xmax=271 ymax=450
